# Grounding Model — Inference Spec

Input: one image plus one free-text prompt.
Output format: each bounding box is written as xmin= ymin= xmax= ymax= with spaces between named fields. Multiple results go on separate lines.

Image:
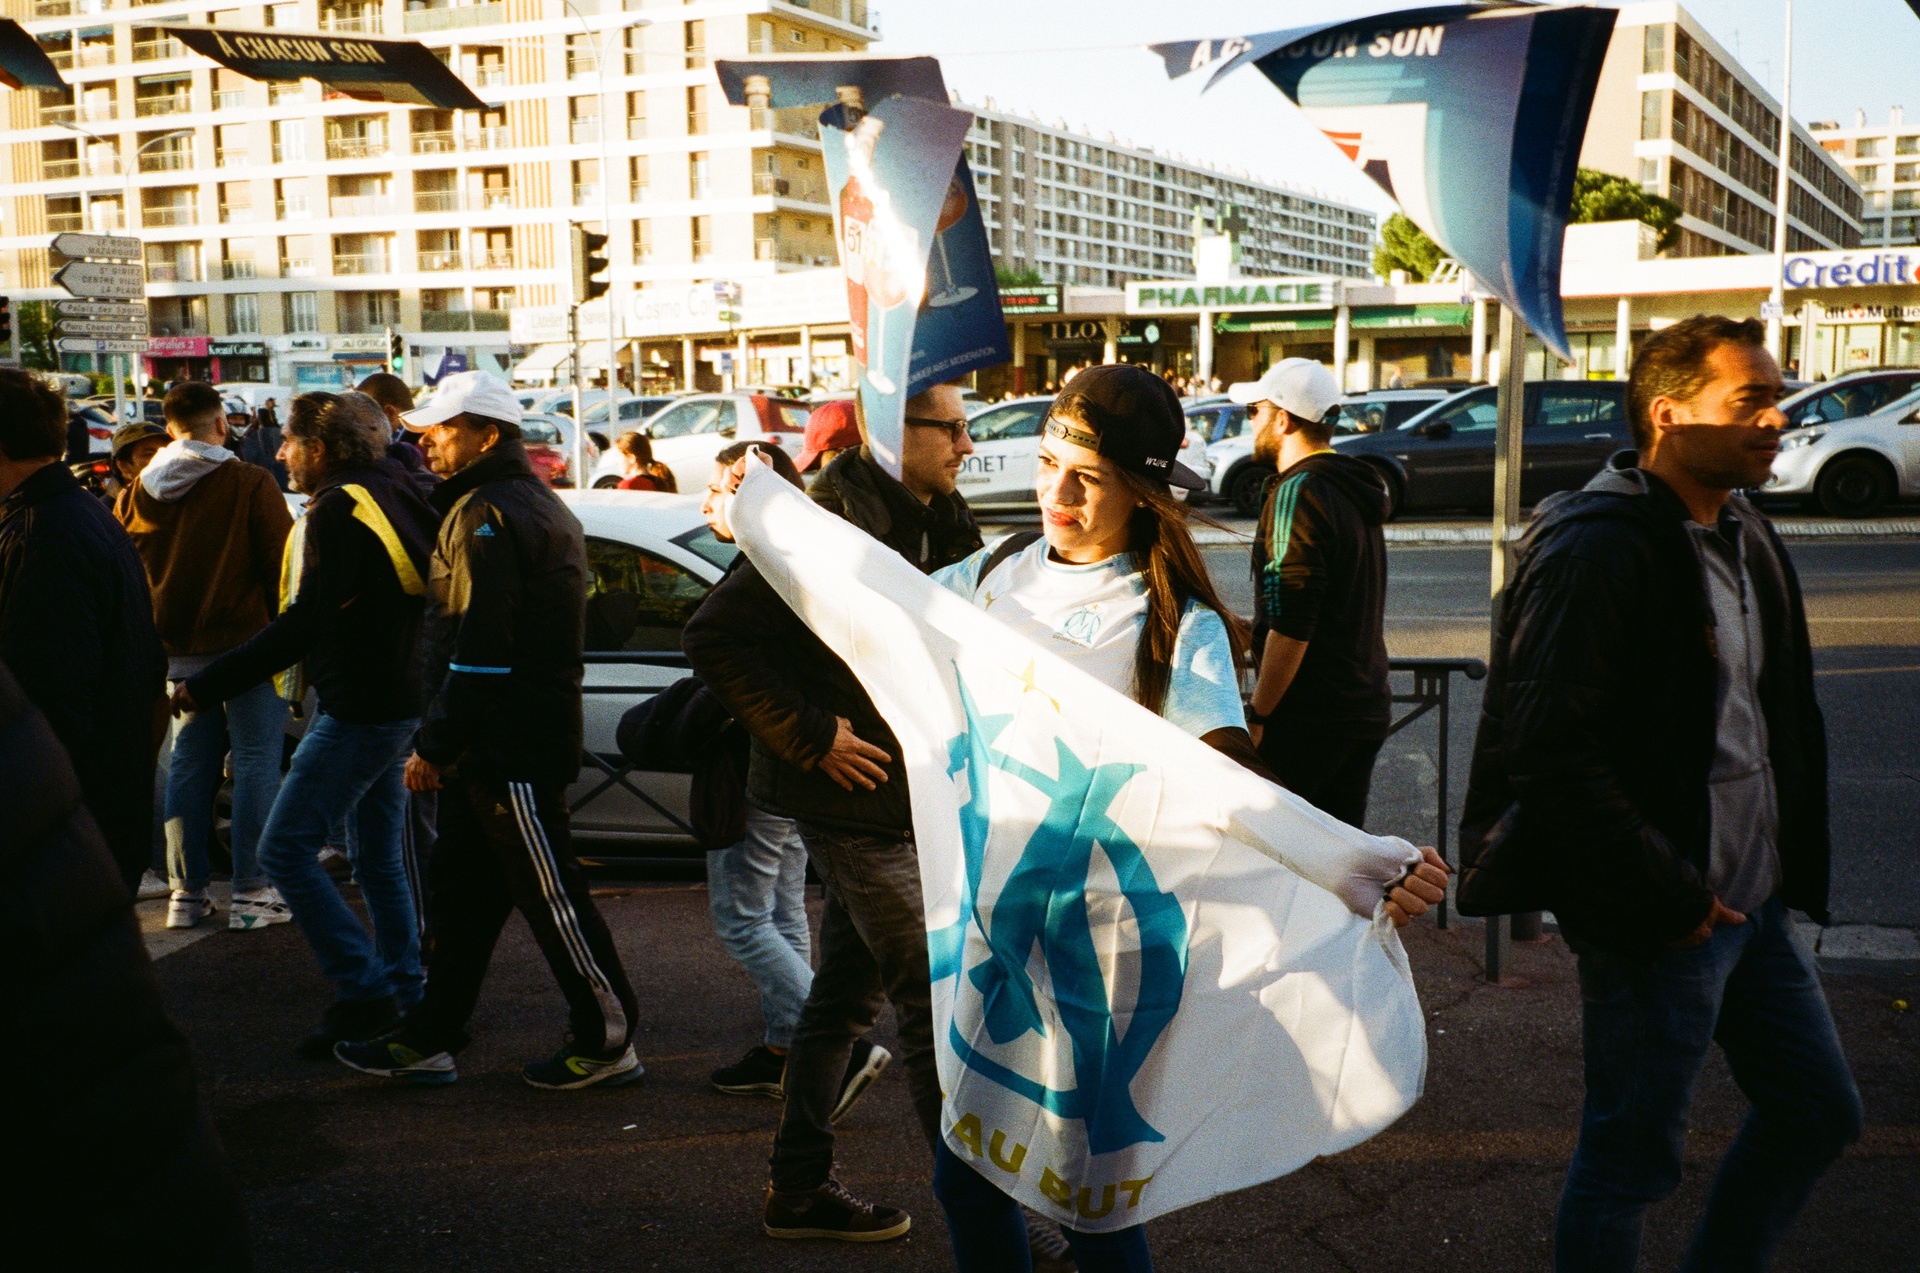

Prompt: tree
xmin=1372 ymin=213 xmax=1443 ymax=282
xmin=995 ymin=265 xmax=1043 ymax=287
xmin=17 ymin=301 xmax=56 ymax=371
xmin=1570 ymin=167 xmax=1682 ymax=253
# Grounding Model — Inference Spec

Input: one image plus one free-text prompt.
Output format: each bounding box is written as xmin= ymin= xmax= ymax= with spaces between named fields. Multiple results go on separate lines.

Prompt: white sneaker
xmin=167 ymin=891 xmax=216 ymax=930
xmin=230 ymin=887 xmax=292 ymax=931
xmin=137 ymin=870 xmax=170 ymax=901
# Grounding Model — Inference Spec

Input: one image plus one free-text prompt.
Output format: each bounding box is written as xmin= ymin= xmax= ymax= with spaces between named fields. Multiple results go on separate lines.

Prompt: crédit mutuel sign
xmin=1125 ymin=276 xmax=1344 ymax=315
xmin=1782 ymin=249 xmax=1919 ymax=289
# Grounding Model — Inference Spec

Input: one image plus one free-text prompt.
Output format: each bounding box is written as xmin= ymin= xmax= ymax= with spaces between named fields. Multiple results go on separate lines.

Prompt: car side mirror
xmin=1421 ymin=419 xmax=1453 ymax=440
xmin=1903 ymin=410 xmax=1920 ymax=426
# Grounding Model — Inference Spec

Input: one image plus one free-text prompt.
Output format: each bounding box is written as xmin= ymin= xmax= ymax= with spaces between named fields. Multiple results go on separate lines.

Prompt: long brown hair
xmin=1113 ymin=468 xmax=1251 ymax=716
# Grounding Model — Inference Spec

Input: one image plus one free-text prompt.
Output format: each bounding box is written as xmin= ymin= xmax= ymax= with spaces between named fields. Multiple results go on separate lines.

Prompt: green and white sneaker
xmin=230 ymin=887 xmax=292 ymax=930
xmin=166 ymin=890 xmax=216 ymax=930
xmin=334 ymin=1034 xmax=458 ymax=1085
xmin=522 ymin=1041 xmax=644 ymax=1091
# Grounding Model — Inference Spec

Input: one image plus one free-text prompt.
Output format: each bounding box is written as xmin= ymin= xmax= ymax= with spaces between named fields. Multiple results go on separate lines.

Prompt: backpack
xmin=615 ymin=676 xmax=749 ymax=850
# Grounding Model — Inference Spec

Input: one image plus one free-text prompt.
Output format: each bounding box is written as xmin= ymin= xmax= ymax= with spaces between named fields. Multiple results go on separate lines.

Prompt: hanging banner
xmin=0 ymin=19 xmax=65 ymax=90
xmin=716 ymin=56 xmax=1011 ymax=478
xmin=167 ymin=25 xmax=487 ymax=111
xmin=1153 ymin=2 xmax=1615 ymax=360
xmin=728 ymin=459 xmax=1427 ymax=1231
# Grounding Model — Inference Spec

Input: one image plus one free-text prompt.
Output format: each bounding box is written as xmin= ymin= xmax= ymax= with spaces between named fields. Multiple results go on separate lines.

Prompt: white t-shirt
xmin=934 ymin=538 xmax=1246 ymax=739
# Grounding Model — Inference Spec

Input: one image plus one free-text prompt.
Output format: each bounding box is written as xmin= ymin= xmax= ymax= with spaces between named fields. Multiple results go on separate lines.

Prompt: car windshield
xmin=970 ymin=402 xmax=1047 ymax=441
xmin=520 ymin=420 xmax=563 ymax=445
xmin=1400 ymin=388 xmax=1495 ymax=431
xmin=671 ymin=524 xmax=741 ymax=571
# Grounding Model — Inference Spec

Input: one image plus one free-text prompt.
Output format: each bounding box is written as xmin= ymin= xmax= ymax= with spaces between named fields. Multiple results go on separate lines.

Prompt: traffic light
xmin=386 ymin=326 xmax=404 ymax=375
xmin=0 ymin=296 xmax=12 ymax=349
xmin=571 ymin=223 xmax=610 ymax=304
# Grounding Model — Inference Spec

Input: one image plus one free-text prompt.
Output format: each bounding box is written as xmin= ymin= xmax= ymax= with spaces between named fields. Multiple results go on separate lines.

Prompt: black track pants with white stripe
xmin=406 ymin=775 xmax=637 ymax=1057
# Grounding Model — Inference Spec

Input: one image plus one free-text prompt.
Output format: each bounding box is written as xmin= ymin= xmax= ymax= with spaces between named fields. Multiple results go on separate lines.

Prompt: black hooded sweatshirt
xmin=1251 ymin=450 xmax=1392 ymax=739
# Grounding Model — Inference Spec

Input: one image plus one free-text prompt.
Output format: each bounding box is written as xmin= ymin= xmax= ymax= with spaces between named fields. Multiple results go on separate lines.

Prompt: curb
xmin=1184 ymin=521 xmax=1920 ymax=547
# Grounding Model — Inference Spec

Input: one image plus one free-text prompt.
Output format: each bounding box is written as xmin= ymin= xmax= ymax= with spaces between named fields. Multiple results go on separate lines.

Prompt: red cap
xmin=794 ymin=399 xmax=862 ymax=472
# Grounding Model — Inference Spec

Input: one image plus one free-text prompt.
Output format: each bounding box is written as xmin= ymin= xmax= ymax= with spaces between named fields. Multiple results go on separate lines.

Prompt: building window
xmin=227 ymin=293 xmax=261 ymax=333
xmin=1857 ymin=165 xmax=1884 ymax=186
xmin=1642 ymin=24 xmax=1666 ymax=74
xmin=633 ymin=219 xmax=652 ymax=261
xmin=1896 ymin=163 xmax=1920 ymax=183
xmin=1640 ymin=91 xmax=1665 ymax=141
xmin=691 ymin=215 xmax=712 ymax=261
xmin=1856 ymin=138 xmax=1882 ymax=158
xmin=689 ymin=151 xmax=709 ymax=200
xmin=684 ymin=19 xmax=705 ymax=69
xmin=284 ymin=292 xmax=320 ymax=333
xmin=272 ymin=118 xmax=305 ymax=163
xmin=686 ymin=84 xmax=706 ymax=134
xmin=630 ymin=155 xmax=650 ymax=202
xmin=627 ymin=90 xmax=647 ymax=140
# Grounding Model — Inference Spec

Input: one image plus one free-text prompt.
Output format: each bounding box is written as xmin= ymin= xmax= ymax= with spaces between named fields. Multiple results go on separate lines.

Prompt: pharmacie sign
xmin=1126 ymin=276 xmax=1342 ymax=315
xmin=1782 ymin=250 xmax=1918 ymax=289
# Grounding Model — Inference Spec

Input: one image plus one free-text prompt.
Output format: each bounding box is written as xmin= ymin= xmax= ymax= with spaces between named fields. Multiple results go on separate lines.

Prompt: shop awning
xmin=512 ymin=344 xmax=569 ymax=377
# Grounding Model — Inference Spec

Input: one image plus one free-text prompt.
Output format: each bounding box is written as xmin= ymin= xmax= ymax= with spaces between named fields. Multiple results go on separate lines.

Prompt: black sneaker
xmin=296 ymin=997 xmax=400 ymax=1060
xmin=334 ymin=1033 xmax=457 ymax=1085
xmin=763 ymin=1178 xmax=910 ymax=1242
xmin=712 ymin=1045 xmax=787 ymax=1097
xmin=522 ymin=1041 xmax=645 ymax=1090
xmin=1025 ymin=1206 xmax=1077 ymax=1273
xmin=829 ymin=1038 xmax=892 ymax=1123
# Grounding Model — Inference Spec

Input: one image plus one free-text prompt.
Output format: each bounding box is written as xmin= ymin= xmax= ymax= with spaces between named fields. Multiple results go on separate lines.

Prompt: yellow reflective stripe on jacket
xmin=341 ymin=484 xmax=427 ymax=598
xmin=273 ymin=515 xmax=309 ymax=702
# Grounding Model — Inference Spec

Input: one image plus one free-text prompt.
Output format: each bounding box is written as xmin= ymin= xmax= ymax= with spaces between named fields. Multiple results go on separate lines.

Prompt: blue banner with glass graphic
xmin=1153 ymin=2 xmax=1616 ymax=360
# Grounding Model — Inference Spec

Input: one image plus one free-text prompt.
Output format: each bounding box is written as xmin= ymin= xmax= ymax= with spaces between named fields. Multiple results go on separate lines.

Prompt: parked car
xmin=958 ymin=395 xmax=1210 ymax=508
xmin=1776 ymin=369 xmax=1920 ymax=430
xmin=1198 ymin=390 xmax=1450 ymax=515
xmin=1333 ymin=380 xmax=1632 ymax=518
xmin=558 ymin=490 xmax=738 ymax=863
xmin=1764 ymin=386 xmax=1920 ymax=517
xmin=588 ymin=392 xmax=808 ymax=491
xmin=519 ymin=411 xmax=598 ymax=488
xmin=581 ymin=395 xmax=687 ymax=436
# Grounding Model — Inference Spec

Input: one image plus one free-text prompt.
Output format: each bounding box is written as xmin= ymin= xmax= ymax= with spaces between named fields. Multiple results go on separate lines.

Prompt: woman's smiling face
xmin=1035 ymin=430 xmax=1135 ymax=564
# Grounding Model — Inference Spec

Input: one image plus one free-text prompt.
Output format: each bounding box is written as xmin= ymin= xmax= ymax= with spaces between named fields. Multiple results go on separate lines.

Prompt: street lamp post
xmin=1765 ymin=0 xmax=1795 ymax=366
xmin=55 ymin=122 xmax=193 ymax=424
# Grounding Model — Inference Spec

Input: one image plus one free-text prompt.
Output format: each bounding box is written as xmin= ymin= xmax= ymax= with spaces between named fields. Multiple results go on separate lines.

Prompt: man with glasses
xmin=1459 ymin=316 xmax=1858 ymax=1270
xmin=683 ymin=382 xmax=981 ymax=1244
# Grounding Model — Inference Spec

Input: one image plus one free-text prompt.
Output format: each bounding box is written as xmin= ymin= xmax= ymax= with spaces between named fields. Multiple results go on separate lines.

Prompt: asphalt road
xmin=1180 ymin=532 xmax=1920 ymax=930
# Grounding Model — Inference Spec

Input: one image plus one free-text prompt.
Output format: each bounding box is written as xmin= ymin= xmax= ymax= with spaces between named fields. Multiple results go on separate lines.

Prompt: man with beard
xmin=1458 ymin=315 xmax=1859 ymax=1271
xmin=1231 ymin=358 xmax=1392 ymax=826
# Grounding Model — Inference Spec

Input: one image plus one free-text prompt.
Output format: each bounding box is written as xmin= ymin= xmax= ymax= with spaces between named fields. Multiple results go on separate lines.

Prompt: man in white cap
xmin=335 ymin=371 xmax=642 ymax=1091
xmin=1230 ymin=358 xmax=1394 ymax=827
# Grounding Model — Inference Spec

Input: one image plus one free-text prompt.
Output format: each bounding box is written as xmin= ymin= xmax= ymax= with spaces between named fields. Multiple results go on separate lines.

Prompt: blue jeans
xmin=257 ymin=713 xmax=423 ymax=1006
xmin=934 ymin=1140 xmax=1153 ymax=1273
xmin=1556 ymin=898 xmax=1862 ymax=1273
xmin=707 ymin=803 xmax=812 ymax=1048
xmin=165 ymin=679 xmax=286 ymax=893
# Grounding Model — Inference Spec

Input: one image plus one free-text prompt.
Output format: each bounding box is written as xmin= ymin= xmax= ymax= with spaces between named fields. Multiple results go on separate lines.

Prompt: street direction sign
xmin=56 ymin=337 xmax=149 ymax=354
xmin=58 ymin=318 xmax=149 ymax=337
xmin=54 ymin=299 xmax=146 ymax=320
xmin=50 ymin=232 xmax=141 ymax=262
xmin=54 ymin=260 xmax=145 ymax=300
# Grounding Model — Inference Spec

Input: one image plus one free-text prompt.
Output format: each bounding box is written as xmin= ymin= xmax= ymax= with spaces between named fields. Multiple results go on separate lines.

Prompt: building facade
xmin=4 ymin=0 xmax=875 ymax=391
xmin=960 ymin=99 xmax=1377 ymax=288
xmin=1810 ymin=108 xmax=1920 ymax=249
xmin=1579 ymin=1 xmax=1863 ymax=259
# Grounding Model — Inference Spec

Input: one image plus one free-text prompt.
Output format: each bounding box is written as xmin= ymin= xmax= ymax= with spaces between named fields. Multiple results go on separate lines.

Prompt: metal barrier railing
xmin=1384 ymin=656 xmax=1486 ymax=931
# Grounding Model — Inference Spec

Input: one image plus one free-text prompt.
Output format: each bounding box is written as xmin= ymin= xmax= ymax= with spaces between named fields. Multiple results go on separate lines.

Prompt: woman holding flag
xmin=928 ymin=364 xmax=1449 ymax=1272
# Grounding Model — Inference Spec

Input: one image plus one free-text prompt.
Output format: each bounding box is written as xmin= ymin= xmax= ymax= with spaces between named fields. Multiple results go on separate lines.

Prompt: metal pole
xmin=1436 ymin=669 xmax=1451 ymax=930
xmin=1485 ymin=305 xmax=1532 ymax=979
xmin=1615 ymin=296 xmax=1632 ymax=380
xmin=1332 ymin=302 xmax=1351 ymax=392
xmin=1765 ymin=0 xmax=1794 ymax=360
xmin=1470 ymin=296 xmax=1488 ymax=383
xmin=570 ymin=304 xmax=584 ymax=474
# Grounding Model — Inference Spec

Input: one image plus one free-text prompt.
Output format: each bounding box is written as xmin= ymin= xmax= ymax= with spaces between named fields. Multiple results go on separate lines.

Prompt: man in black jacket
xmin=683 ymin=383 xmax=981 ymax=1243
xmin=0 ymin=369 xmax=167 ymax=889
xmin=1233 ymin=358 xmax=1392 ymax=826
xmin=336 ymin=372 xmax=640 ymax=1091
xmin=1458 ymin=316 xmax=1859 ymax=1272
xmin=179 ymin=392 xmax=441 ymax=1056
xmin=0 ymin=663 xmax=250 ymax=1269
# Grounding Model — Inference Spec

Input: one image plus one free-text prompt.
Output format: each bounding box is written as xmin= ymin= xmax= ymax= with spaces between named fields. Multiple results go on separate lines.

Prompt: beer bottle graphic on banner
xmin=839 ymin=124 xmax=876 ymax=374
xmin=838 ymin=115 xmax=918 ymax=394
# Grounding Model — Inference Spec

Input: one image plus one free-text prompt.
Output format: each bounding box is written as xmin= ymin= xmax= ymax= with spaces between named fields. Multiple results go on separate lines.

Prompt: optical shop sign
xmin=1126 ymin=276 xmax=1344 ymax=314
xmin=1782 ymin=250 xmax=1920 ymax=289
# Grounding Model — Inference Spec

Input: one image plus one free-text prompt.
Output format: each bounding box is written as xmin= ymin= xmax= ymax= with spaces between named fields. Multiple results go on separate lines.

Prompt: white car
xmin=1197 ymin=389 xmax=1449 ymax=515
xmin=557 ymin=490 xmax=738 ymax=859
xmin=588 ymin=392 xmax=809 ymax=492
xmin=959 ymin=395 xmax=1211 ymax=508
xmin=1764 ymin=386 xmax=1920 ymax=517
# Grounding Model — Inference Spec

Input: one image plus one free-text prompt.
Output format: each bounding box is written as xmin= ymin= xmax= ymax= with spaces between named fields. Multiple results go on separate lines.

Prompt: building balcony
xmin=139 ymin=149 xmax=193 ymax=173
xmin=756 ymin=171 xmax=827 ymax=203
xmin=275 ymin=197 xmax=311 ymax=219
xmin=403 ymin=2 xmax=503 ymax=34
xmin=326 ymin=136 xmax=389 ymax=160
xmin=418 ymin=249 xmax=464 ymax=271
xmin=40 ymin=104 xmax=77 ymax=126
xmin=472 ymin=310 xmax=510 ymax=331
xmin=145 ymin=261 xmax=198 ymax=282
xmin=477 ymin=189 xmax=514 ymax=210
xmin=319 ymin=13 xmax=382 ymax=33
xmin=215 ymin=148 xmax=247 ymax=167
xmin=214 ymin=89 xmax=246 ymax=110
xmin=422 ymin=310 xmax=474 ymax=332
xmin=142 ymin=205 xmax=196 ymax=227
xmin=466 ymin=125 xmax=511 ymax=150
xmin=686 ymin=111 xmax=707 ymax=134
xmin=48 ymin=49 xmax=74 ymax=70
xmin=131 ymin=36 xmax=185 ymax=61
xmin=218 ymin=202 xmax=251 ymax=223
xmin=134 ymin=94 xmax=191 ymax=117
xmin=48 ymin=210 xmax=85 ymax=232
xmin=570 ymin=118 xmax=601 ymax=144
xmin=414 ymin=189 xmax=461 ymax=213
xmin=329 ymin=196 xmax=394 ymax=217
xmin=573 ymin=182 xmax=602 ymax=206
xmin=628 ymin=118 xmax=648 ymax=141
xmin=476 ymin=250 xmax=516 ymax=269
xmin=221 ymin=259 xmax=258 ymax=279
xmin=471 ymin=65 xmax=508 ymax=88
xmin=412 ymin=130 xmax=458 ymax=154
xmin=42 ymin=158 xmax=81 ymax=181
xmin=281 ymin=257 xmax=316 ymax=277
xmin=566 ymin=55 xmax=598 ymax=79
xmin=769 ymin=107 xmax=819 ymax=140
xmin=629 ymin=181 xmax=650 ymax=202
xmin=332 ymin=253 xmax=390 ymax=275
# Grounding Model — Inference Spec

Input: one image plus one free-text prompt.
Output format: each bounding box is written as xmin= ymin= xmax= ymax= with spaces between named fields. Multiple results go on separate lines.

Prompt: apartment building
xmin=1579 ymin=1 xmax=1863 ymax=258
xmin=4 ymin=0 xmax=874 ymax=390
xmin=961 ymin=99 xmax=1377 ymax=287
xmin=1810 ymin=108 xmax=1920 ymax=249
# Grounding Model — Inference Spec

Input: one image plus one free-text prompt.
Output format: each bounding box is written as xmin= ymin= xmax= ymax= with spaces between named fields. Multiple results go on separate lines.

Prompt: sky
xmin=872 ymin=0 xmax=1920 ymax=219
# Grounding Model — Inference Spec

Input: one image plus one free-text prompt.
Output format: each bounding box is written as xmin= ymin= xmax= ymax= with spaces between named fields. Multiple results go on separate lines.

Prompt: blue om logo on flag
xmin=927 ymin=669 xmax=1189 ymax=1155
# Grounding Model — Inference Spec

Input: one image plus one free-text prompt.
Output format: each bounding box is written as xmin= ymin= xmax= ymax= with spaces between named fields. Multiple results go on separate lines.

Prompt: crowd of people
xmin=0 ymin=314 xmax=1862 ymax=1272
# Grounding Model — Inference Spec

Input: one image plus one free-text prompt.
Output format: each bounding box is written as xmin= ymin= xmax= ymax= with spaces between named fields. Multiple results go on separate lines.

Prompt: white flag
xmin=730 ymin=461 xmax=1428 ymax=1231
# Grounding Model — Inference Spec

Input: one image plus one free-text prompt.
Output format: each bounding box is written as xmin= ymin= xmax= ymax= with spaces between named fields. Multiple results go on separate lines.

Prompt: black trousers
xmin=406 ymin=774 xmax=637 ymax=1057
xmin=1257 ymin=729 xmax=1386 ymax=829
